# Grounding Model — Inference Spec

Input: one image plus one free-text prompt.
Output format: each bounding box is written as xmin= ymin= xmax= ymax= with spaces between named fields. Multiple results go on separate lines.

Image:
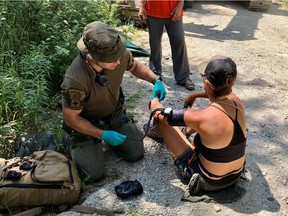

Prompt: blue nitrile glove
xmin=101 ymin=130 xmax=127 ymax=146
xmin=152 ymin=80 xmax=166 ymax=101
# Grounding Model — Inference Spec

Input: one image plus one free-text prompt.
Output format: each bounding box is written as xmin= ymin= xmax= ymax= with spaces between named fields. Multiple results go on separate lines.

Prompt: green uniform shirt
xmin=61 ymin=50 xmax=134 ymax=118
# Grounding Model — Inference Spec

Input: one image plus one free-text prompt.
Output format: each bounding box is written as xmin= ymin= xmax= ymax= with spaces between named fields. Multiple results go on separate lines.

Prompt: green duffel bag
xmin=0 ymin=150 xmax=81 ymax=210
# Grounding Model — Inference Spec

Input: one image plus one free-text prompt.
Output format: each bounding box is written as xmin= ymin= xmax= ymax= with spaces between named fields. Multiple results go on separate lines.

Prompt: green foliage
xmin=0 ymin=46 xmax=52 ymax=158
xmin=1 ymin=45 xmax=51 ymax=128
xmin=283 ymin=0 xmax=288 ymax=8
xmin=0 ymin=0 xmax=121 ymax=92
xmin=81 ymin=176 xmax=92 ymax=191
xmin=0 ymin=0 xmax=123 ymax=158
xmin=41 ymin=1 xmax=121 ymax=90
xmin=0 ymin=118 xmax=17 ymax=158
xmin=128 ymin=207 xmax=148 ymax=216
xmin=55 ymin=123 xmax=64 ymax=152
xmin=117 ymin=22 xmax=137 ymax=40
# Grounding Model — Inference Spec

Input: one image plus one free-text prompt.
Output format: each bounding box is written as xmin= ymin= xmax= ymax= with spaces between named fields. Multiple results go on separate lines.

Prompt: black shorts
xmin=174 ymin=149 xmax=200 ymax=182
xmin=175 ymin=150 xmax=244 ymax=191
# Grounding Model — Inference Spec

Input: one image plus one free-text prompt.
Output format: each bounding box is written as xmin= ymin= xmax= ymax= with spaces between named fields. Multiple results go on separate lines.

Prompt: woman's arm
xmin=150 ymin=98 xmax=202 ymax=133
xmin=184 ymin=91 xmax=208 ymax=108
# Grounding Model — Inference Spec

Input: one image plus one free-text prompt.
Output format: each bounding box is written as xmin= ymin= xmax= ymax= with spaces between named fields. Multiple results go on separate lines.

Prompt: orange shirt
xmin=144 ymin=0 xmax=183 ymax=18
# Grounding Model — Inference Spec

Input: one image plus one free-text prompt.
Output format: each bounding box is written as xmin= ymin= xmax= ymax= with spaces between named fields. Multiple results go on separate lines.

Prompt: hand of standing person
xmin=138 ymin=0 xmax=147 ymax=20
xmin=171 ymin=0 xmax=184 ymax=22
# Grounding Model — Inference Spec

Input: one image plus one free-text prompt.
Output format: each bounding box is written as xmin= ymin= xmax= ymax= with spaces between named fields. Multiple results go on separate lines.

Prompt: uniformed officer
xmin=61 ymin=21 xmax=166 ymax=181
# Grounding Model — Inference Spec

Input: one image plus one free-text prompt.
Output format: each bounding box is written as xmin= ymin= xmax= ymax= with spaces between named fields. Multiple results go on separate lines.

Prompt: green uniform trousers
xmin=62 ymin=109 xmax=144 ymax=181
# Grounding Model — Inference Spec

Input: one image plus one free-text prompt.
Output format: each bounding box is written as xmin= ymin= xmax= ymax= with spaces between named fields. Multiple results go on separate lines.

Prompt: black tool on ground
xmin=115 ymin=180 xmax=143 ymax=199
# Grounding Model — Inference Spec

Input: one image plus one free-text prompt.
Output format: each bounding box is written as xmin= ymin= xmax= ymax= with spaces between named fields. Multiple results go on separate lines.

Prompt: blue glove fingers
xmin=158 ymin=91 xmax=165 ymax=101
xmin=151 ymin=91 xmax=156 ymax=100
xmin=101 ymin=130 xmax=127 ymax=146
xmin=153 ymin=80 xmax=166 ymax=101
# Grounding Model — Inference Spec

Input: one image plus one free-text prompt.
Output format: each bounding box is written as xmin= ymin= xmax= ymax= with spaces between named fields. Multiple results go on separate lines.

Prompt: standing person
xmin=138 ymin=0 xmax=195 ymax=90
xmin=144 ymin=57 xmax=247 ymax=194
xmin=61 ymin=21 xmax=166 ymax=182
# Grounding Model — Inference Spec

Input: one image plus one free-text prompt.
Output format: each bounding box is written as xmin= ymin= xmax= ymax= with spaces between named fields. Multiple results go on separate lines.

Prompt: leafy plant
xmin=81 ymin=176 xmax=92 ymax=191
xmin=0 ymin=0 xmax=124 ymax=158
xmin=0 ymin=0 xmax=122 ymax=93
xmin=283 ymin=0 xmax=288 ymax=8
xmin=128 ymin=207 xmax=148 ymax=216
xmin=1 ymin=45 xmax=51 ymax=128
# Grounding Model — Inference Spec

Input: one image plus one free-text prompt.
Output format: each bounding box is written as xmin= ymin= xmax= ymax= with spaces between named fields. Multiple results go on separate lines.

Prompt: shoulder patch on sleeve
xmin=68 ymin=89 xmax=85 ymax=108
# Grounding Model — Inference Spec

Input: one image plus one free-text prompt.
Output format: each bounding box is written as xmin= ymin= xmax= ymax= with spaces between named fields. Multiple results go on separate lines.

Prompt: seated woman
xmin=145 ymin=57 xmax=247 ymax=193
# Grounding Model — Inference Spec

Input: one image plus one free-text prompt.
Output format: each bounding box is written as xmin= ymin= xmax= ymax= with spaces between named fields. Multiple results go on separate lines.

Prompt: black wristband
xmin=167 ymin=109 xmax=186 ymax=126
xmin=152 ymin=75 xmax=162 ymax=85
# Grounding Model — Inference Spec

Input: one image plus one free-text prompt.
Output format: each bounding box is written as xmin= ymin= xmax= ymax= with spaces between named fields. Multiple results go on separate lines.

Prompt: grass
xmin=0 ymin=1 xmax=124 ymax=159
xmin=128 ymin=207 xmax=149 ymax=216
xmin=283 ymin=0 xmax=288 ymax=8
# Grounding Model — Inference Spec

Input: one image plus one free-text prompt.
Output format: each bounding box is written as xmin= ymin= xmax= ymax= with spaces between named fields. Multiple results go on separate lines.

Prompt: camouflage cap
xmin=77 ymin=21 xmax=126 ymax=63
xmin=197 ymin=55 xmax=237 ymax=88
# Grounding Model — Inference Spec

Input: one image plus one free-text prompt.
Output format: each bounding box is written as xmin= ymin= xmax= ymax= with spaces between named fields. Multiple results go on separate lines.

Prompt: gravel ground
xmin=58 ymin=2 xmax=288 ymax=216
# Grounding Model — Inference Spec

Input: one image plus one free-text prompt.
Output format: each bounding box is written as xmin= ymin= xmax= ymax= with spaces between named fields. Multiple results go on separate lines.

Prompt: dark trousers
xmin=146 ymin=16 xmax=190 ymax=84
xmin=62 ymin=109 xmax=144 ymax=182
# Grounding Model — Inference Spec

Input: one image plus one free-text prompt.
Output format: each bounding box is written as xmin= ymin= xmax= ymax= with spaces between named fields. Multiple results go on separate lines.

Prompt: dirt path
xmin=59 ymin=2 xmax=288 ymax=216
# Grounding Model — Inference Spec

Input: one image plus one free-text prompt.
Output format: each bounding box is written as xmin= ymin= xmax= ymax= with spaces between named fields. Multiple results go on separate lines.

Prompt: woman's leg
xmin=154 ymin=119 xmax=193 ymax=159
xmin=149 ymin=98 xmax=198 ymax=182
xmin=149 ymin=99 xmax=193 ymax=159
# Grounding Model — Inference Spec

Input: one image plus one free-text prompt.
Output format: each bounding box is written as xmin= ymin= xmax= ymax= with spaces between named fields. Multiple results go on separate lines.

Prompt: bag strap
xmin=13 ymin=207 xmax=43 ymax=216
xmin=10 ymin=204 xmax=124 ymax=216
xmin=70 ymin=205 xmax=124 ymax=215
xmin=0 ymin=158 xmax=23 ymax=181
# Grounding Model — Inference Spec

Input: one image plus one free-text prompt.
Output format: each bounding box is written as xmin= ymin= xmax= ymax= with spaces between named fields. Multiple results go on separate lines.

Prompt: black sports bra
xmin=194 ymin=100 xmax=246 ymax=163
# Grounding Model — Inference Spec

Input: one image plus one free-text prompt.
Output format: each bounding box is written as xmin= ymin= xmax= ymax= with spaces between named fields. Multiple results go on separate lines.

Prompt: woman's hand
xmin=184 ymin=95 xmax=196 ymax=108
xmin=184 ymin=91 xmax=208 ymax=108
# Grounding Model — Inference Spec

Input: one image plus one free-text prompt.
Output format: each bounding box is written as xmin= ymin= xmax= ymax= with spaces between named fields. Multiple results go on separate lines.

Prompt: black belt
xmin=62 ymin=122 xmax=76 ymax=134
xmin=83 ymin=114 xmax=113 ymax=126
xmin=63 ymin=114 xmax=113 ymax=135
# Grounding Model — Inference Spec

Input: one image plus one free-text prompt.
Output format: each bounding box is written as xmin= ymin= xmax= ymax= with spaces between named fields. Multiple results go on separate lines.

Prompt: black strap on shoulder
xmin=231 ymin=100 xmax=238 ymax=119
xmin=209 ymin=104 xmax=233 ymax=121
xmin=211 ymin=99 xmax=240 ymax=121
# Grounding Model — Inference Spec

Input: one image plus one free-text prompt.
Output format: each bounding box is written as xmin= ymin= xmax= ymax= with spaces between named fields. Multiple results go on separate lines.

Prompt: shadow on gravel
xmin=222 ymin=161 xmax=281 ymax=214
xmin=183 ymin=2 xmax=287 ymax=42
xmin=123 ymin=76 xmax=283 ymax=214
xmin=224 ymin=81 xmax=286 ymax=214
